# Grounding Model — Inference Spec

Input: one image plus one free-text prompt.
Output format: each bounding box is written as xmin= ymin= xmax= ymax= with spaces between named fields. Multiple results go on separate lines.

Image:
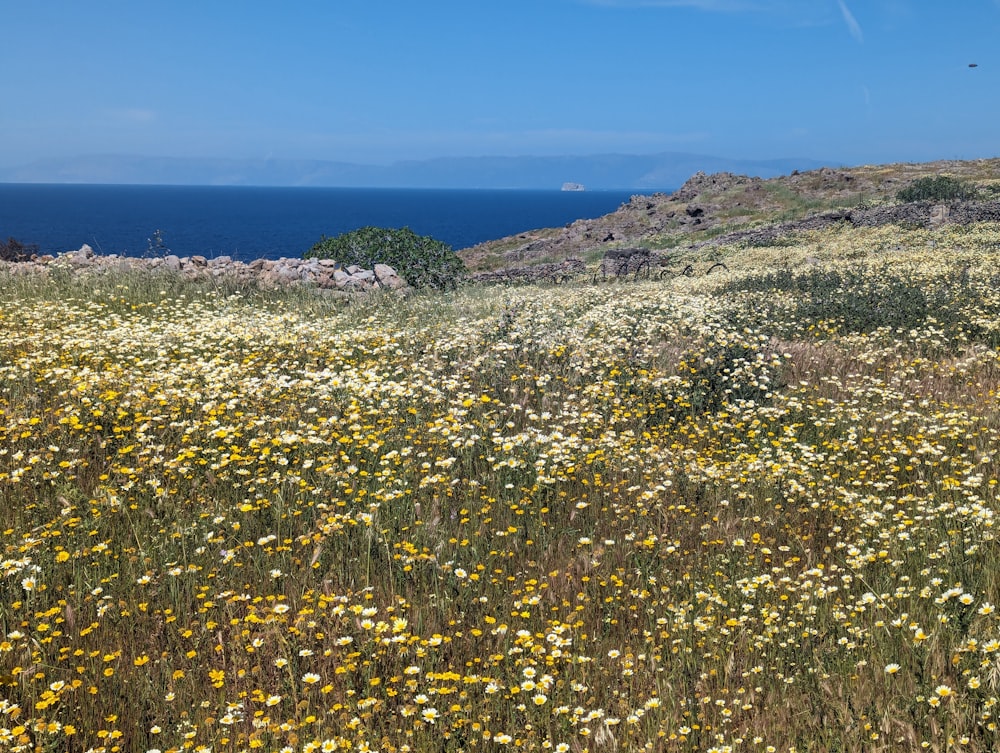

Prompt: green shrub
xmin=724 ymin=267 xmax=929 ymax=334
xmin=722 ymin=265 xmax=1000 ymax=347
xmin=896 ymin=176 xmax=979 ymax=203
xmin=304 ymin=226 xmax=465 ymax=289
xmin=0 ymin=236 xmax=39 ymax=262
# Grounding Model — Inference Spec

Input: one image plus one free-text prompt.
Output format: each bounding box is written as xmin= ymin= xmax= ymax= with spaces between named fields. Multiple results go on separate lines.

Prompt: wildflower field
xmin=5 ymin=223 xmax=1000 ymax=753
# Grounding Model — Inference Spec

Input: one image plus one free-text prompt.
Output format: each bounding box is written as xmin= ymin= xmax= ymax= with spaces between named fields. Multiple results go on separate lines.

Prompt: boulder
xmin=374 ymin=263 xmax=408 ymax=290
xmin=66 ymin=244 xmax=96 ymax=267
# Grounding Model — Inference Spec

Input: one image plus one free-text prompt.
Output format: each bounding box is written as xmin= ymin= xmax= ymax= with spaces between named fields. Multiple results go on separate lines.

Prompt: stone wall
xmin=0 ymin=245 xmax=408 ymax=292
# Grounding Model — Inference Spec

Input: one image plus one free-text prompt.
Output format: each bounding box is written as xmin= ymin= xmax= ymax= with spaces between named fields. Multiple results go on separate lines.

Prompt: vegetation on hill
xmin=304 ymin=226 xmax=465 ymax=289
xmin=896 ymin=175 xmax=980 ymax=202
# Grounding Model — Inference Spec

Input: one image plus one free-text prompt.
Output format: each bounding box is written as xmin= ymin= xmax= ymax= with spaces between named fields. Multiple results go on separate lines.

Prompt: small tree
xmin=304 ymin=226 xmax=465 ymax=289
xmin=897 ymin=176 xmax=979 ymax=203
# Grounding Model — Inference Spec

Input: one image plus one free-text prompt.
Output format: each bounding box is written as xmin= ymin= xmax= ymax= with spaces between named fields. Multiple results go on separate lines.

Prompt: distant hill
xmin=458 ymin=157 xmax=1000 ymax=272
xmin=0 ymin=152 xmax=830 ymax=190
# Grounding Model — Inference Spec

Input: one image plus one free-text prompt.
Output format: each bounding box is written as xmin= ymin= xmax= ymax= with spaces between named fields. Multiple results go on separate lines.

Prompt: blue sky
xmin=2 ymin=0 xmax=997 ymax=168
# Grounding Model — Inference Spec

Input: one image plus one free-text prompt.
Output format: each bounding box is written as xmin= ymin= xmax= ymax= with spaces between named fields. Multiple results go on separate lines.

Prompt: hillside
xmin=458 ymin=157 xmax=1000 ymax=274
xmin=6 ymin=163 xmax=1000 ymax=751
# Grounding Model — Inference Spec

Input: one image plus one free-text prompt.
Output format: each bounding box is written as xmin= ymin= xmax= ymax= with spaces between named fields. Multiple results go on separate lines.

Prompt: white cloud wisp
xmin=837 ymin=0 xmax=864 ymax=43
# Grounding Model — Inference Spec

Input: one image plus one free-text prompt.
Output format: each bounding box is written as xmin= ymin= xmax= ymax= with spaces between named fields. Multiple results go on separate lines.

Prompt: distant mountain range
xmin=0 ymin=152 xmax=832 ymax=190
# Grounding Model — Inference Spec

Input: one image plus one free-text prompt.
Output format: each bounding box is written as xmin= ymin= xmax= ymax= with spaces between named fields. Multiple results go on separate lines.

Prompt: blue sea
xmin=0 ymin=184 xmax=645 ymax=261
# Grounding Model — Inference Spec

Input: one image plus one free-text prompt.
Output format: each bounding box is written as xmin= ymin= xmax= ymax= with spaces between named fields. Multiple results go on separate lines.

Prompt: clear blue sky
xmin=2 ymin=0 xmax=997 ymax=168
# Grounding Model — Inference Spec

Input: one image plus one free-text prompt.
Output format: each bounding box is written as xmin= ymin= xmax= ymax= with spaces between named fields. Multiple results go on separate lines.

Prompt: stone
xmin=344 ymin=278 xmax=372 ymax=291
xmin=66 ymin=244 xmax=96 ymax=266
xmin=276 ymin=264 xmax=301 ymax=282
xmin=374 ymin=263 xmax=408 ymax=290
xmin=929 ymin=204 xmax=950 ymax=226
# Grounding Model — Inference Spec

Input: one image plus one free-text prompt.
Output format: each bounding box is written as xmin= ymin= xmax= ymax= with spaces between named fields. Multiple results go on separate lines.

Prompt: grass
xmin=757 ymin=184 xmax=864 ymax=224
xmin=4 ymin=223 xmax=1000 ymax=752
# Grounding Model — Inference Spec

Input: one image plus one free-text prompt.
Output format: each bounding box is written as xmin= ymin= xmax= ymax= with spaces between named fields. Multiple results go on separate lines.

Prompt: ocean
xmin=0 ymin=184 xmax=645 ymax=261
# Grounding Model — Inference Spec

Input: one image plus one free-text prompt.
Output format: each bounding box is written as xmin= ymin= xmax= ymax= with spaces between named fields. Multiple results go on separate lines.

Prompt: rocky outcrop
xmin=0 ymin=245 xmax=409 ymax=293
xmin=668 ymin=171 xmax=761 ymax=203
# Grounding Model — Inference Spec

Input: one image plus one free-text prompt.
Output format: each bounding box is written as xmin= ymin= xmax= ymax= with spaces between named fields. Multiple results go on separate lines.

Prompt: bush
xmin=896 ymin=176 xmax=979 ymax=203
xmin=304 ymin=226 xmax=465 ymax=289
xmin=724 ymin=267 xmax=929 ymax=334
xmin=0 ymin=236 xmax=40 ymax=262
xmin=721 ymin=265 xmax=1000 ymax=346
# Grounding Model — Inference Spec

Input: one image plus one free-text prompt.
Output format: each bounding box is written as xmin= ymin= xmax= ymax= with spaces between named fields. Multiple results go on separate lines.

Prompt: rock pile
xmin=0 ymin=245 xmax=409 ymax=292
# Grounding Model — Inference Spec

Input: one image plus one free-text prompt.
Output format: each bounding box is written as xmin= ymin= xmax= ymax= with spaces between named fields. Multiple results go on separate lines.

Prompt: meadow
xmin=4 ymin=222 xmax=1000 ymax=753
